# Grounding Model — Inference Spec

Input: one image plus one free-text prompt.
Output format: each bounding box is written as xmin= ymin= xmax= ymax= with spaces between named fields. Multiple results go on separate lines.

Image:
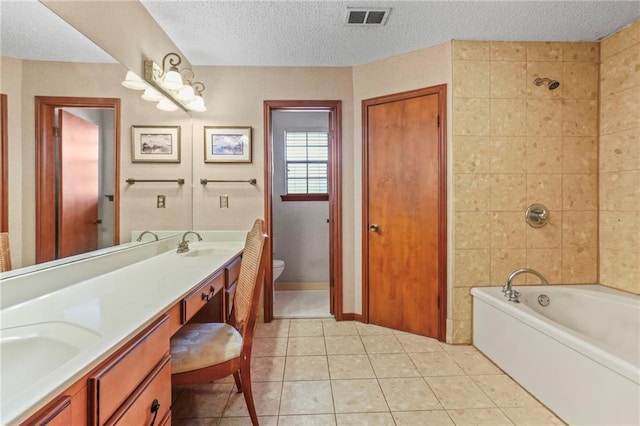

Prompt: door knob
xmin=369 ymin=224 xmax=379 ymax=232
xmin=92 ymin=219 xmax=102 ymax=225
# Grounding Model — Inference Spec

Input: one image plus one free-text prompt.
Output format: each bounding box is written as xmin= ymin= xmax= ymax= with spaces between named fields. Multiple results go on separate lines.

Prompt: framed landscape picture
xmin=204 ymin=126 xmax=252 ymax=163
xmin=131 ymin=125 xmax=180 ymax=163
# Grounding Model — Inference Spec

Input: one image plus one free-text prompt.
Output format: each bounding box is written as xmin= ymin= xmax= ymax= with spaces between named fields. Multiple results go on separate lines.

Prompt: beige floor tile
xmin=426 ymin=376 xmax=495 ymax=409
xmin=218 ymin=416 xmax=278 ymax=426
xmin=284 ymin=356 xmax=330 ymax=381
xmin=253 ymin=337 xmax=288 ymax=357
xmin=472 ymin=375 xmax=541 ymax=407
xmin=328 ymin=354 xmax=375 ymax=379
xmin=449 ymin=351 xmax=503 ymax=375
xmin=288 ymin=319 xmax=324 ymax=337
xmin=331 ymin=379 xmax=389 ymax=413
xmin=279 ymin=380 xmax=334 ymax=415
xmin=278 ymin=414 xmax=337 ymax=425
xmin=409 ymin=352 xmax=465 ymax=377
xmin=325 ymin=335 xmax=366 ymax=355
xmin=446 ymin=408 xmax=514 ymax=425
xmin=439 ymin=343 xmax=478 ymax=353
xmin=355 ymin=323 xmax=394 ymax=335
xmin=323 ymin=320 xmax=359 ymax=336
xmin=254 ymin=320 xmax=290 ymax=338
xmin=395 ymin=332 xmax=443 ymax=353
xmin=501 ymin=406 xmax=565 ymax=425
xmin=335 ymin=412 xmax=395 ymax=425
xmin=287 ymin=336 xmax=326 ymax=356
xmin=392 ymin=410 xmax=454 ymax=425
xmin=251 ymin=356 xmax=285 ymax=382
xmin=172 ymin=383 xmax=233 ymax=419
xmin=378 ymin=377 xmax=442 ymax=411
xmin=361 ymin=334 xmax=404 ymax=354
xmin=368 ymin=353 xmax=421 ymax=378
xmin=173 ymin=419 xmax=220 ymax=426
xmin=223 ymin=381 xmax=282 ymax=417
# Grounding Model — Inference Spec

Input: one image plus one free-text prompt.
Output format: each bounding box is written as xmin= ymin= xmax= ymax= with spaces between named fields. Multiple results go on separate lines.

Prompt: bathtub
xmin=471 ymin=285 xmax=640 ymax=425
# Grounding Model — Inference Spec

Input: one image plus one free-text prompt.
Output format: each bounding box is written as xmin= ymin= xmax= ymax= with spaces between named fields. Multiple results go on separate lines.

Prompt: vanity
xmin=0 ymin=231 xmax=247 ymax=425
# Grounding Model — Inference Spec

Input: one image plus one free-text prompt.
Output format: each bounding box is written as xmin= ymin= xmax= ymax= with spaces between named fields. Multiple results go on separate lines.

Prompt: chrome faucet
xmin=176 ymin=231 xmax=203 ymax=253
xmin=136 ymin=231 xmax=159 ymax=242
xmin=502 ymin=267 xmax=549 ymax=303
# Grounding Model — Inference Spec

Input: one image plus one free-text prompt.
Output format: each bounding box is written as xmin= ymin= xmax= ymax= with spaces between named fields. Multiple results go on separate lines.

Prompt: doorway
xmin=35 ymin=96 xmax=120 ymax=263
xmin=362 ymin=85 xmax=447 ymax=339
xmin=264 ymin=100 xmax=343 ymax=322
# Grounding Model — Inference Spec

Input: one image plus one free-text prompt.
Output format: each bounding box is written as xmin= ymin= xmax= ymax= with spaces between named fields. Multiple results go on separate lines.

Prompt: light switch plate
xmin=157 ymin=195 xmax=166 ymax=208
xmin=220 ymin=195 xmax=229 ymax=208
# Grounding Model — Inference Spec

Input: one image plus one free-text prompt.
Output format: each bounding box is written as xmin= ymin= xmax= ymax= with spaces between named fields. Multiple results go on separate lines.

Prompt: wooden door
xmin=58 ymin=110 xmax=99 ymax=258
xmin=363 ymin=86 xmax=446 ymax=338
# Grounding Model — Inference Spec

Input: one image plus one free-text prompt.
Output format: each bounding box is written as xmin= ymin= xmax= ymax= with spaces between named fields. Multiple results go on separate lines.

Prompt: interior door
xmin=58 ymin=110 xmax=99 ymax=258
xmin=364 ymin=88 xmax=444 ymax=338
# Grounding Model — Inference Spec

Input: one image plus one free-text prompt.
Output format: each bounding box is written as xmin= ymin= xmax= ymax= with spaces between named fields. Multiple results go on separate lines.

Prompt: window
xmin=282 ymin=131 xmax=329 ymax=201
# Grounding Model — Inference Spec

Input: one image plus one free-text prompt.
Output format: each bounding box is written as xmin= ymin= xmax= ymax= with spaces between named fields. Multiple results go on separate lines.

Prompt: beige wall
xmin=351 ymin=42 xmax=453 ymax=317
xmin=451 ymin=40 xmax=600 ymax=343
xmin=599 ymin=20 xmax=640 ymax=294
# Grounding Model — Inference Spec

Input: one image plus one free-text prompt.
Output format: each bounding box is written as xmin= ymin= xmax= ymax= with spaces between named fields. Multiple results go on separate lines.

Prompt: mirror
xmin=0 ymin=0 xmax=192 ymax=272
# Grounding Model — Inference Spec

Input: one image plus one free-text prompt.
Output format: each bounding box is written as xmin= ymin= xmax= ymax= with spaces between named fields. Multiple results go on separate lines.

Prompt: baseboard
xmin=275 ymin=281 xmax=329 ymax=291
xmin=341 ymin=313 xmax=363 ymax=322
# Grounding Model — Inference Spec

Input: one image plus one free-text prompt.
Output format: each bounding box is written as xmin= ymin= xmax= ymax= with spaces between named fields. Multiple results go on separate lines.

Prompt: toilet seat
xmin=273 ymin=259 xmax=284 ymax=268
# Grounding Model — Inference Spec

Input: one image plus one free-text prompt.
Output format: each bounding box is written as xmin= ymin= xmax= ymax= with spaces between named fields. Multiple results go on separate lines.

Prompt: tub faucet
xmin=177 ymin=231 xmax=203 ymax=253
xmin=502 ymin=268 xmax=549 ymax=303
xmin=136 ymin=230 xmax=159 ymax=242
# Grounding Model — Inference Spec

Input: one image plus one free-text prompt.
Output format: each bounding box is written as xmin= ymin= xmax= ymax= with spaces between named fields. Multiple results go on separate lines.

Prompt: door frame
xmin=1 ymin=94 xmax=7 ymax=233
xmin=362 ymin=85 xmax=447 ymax=340
xmin=35 ymin=96 xmax=121 ymax=263
xmin=263 ymin=100 xmax=343 ymax=322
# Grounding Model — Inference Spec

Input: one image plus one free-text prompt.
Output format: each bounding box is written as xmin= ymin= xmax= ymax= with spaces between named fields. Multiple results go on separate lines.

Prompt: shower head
xmin=534 ymin=77 xmax=560 ymax=90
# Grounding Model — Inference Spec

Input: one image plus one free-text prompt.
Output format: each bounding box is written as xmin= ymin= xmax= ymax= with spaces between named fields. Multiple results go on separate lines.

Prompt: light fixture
xmin=121 ymin=52 xmax=207 ymax=113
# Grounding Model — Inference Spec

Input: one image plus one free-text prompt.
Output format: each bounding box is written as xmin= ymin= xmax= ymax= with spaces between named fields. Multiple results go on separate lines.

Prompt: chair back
xmin=232 ymin=219 xmax=268 ymax=339
xmin=0 ymin=233 xmax=11 ymax=272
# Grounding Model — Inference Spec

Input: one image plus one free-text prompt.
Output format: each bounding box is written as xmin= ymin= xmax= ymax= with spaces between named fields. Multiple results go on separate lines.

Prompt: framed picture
xmin=204 ymin=126 xmax=252 ymax=163
xmin=131 ymin=125 xmax=180 ymax=163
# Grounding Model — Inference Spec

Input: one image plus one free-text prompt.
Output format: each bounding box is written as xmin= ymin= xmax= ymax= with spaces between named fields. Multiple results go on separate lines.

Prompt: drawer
xmin=181 ymin=270 xmax=224 ymax=323
xmin=89 ymin=316 xmax=169 ymax=425
xmin=24 ymin=396 xmax=71 ymax=426
xmin=225 ymin=281 xmax=237 ymax=320
xmin=105 ymin=355 xmax=171 ymax=425
xmin=225 ymin=256 xmax=242 ymax=288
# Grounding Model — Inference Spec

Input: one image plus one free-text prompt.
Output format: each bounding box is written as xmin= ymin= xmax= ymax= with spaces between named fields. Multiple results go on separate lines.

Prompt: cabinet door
xmin=23 ymin=397 xmax=71 ymax=426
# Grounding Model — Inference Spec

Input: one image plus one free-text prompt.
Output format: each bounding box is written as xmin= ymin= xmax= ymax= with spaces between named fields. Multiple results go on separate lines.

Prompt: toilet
xmin=273 ymin=259 xmax=285 ymax=281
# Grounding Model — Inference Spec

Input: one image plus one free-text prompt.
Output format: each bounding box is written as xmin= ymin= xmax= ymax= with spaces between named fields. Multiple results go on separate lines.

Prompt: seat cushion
xmin=171 ymin=323 xmax=242 ymax=374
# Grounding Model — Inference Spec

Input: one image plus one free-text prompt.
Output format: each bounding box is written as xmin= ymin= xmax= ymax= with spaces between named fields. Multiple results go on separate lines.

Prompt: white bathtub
xmin=471 ymin=285 xmax=640 ymax=425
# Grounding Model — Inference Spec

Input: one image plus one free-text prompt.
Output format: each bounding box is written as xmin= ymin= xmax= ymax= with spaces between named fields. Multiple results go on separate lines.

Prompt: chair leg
xmin=239 ymin=360 xmax=258 ymax=426
xmin=233 ymin=371 xmax=243 ymax=393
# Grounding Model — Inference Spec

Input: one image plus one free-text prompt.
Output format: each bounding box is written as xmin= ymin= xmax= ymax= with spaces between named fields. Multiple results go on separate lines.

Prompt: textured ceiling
xmin=1 ymin=1 xmax=638 ymax=66
xmin=141 ymin=0 xmax=640 ymax=66
xmin=0 ymin=0 xmax=116 ymax=63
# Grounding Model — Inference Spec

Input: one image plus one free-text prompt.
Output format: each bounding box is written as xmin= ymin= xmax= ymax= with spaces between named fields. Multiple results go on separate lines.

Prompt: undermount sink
xmin=0 ymin=322 xmax=101 ymax=393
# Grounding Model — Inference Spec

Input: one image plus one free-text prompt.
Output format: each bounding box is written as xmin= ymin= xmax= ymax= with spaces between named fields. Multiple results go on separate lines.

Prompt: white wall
xmin=272 ymin=111 xmax=329 ymax=283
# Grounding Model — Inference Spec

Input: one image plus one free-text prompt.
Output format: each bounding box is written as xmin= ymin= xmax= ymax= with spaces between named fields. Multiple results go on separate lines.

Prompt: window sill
xmin=280 ymin=194 xmax=329 ymax=202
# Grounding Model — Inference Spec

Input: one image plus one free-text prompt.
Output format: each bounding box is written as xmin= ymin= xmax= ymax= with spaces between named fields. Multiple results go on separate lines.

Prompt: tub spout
xmin=177 ymin=231 xmax=203 ymax=253
xmin=502 ymin=267 xmax=549 ymax=303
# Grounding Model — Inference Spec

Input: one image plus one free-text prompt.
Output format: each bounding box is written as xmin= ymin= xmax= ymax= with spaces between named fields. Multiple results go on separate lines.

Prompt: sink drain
xmin=537 ymin=294 xmax=550 ymax=306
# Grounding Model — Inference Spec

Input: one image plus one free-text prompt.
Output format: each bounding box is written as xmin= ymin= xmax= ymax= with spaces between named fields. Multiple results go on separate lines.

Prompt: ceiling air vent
xmin=345 ymin=7 xmax=391 ymax=26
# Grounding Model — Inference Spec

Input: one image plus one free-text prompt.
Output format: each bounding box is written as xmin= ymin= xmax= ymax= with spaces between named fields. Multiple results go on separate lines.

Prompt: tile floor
xmin=273 ymin=290 xmax=332 ymax=318
xmin=172 ymin=319 xmax=564 ymax=425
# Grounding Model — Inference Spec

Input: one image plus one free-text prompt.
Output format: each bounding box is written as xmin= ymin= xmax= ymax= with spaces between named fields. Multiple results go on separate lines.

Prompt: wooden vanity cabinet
xmin=88 ymin=316 xmax=170 ymax=425
xmin=22 ymin=396 xmax=72 ymax=425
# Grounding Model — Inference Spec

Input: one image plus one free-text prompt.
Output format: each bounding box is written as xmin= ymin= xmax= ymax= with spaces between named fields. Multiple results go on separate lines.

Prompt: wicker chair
xmin=170 ymin=219 xmax=268 ymax=425
xmin=0 ymin=233 xmax=11 ymax=272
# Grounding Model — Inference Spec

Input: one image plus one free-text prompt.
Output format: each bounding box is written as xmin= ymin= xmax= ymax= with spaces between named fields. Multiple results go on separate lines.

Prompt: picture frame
xmin=204 ymin=126 xmax=252 ymax=163
xmin=131 ymin=125 xmax=180 ymax=163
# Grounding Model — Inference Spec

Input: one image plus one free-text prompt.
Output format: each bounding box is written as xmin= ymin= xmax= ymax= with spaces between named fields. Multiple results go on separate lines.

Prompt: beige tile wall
xmin=599 ymin=20 xmax=640 ymax=294
xmin=451 ymin=40 xmax=599 ymax=343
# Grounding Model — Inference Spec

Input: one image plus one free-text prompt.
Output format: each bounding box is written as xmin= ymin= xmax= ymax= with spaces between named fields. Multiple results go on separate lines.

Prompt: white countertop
xmin=0 ymin=239 xmax=244 ymax=425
